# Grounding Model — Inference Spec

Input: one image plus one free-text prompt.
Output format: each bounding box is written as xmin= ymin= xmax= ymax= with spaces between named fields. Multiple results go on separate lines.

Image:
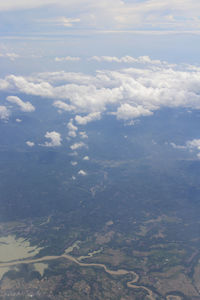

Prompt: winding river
xmin=0 ymin=252 xmax=155 ymax=299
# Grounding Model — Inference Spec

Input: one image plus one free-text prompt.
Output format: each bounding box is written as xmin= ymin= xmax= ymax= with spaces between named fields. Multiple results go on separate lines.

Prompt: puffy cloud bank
xmin=1 ymin=59 xmax=200 ymax=125
xmin=115 ymin=104 xmax=153 ymax=120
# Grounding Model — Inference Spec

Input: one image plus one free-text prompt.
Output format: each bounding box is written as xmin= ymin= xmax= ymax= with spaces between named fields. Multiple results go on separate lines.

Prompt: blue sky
xmin=0 ymin=0 xmax=200 ymax=69
xmin=1 ymin=0 xmax=200 ymax=33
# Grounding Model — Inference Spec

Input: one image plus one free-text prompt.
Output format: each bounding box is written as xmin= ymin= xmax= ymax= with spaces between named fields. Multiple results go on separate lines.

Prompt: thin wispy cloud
xmin=38 ymin=17 xmax=80 ymax=28
xmin=55 ymin=56 xmax=81 ymax=62
xmin=0 ymin=52 xmax=19 ymax=60
xmin=1 ymin=0 xmax=200 ymax=34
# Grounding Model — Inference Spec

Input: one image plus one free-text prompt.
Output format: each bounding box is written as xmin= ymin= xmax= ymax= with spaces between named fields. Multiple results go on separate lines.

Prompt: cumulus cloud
xmin=0 ymin=106 xmax=10 ymax=120
xmin=171 ymin=139 xmax=200 ymax=158
xmin=36 ymin=71 xmax=94 ymax=86
xmin=16 ymin=118 xmax=22 ymax=122
xmin=4 ymin=75 xmax=53 ymax=97
xmin=6 ymin=96 xmax=35 ymax=112
xmin=186 ymin=139 xmax=200 ymax=150
xmin=67 ymin=119 xmax=78 ymax=138
xmin=53 ymin=100 xmax=75 ymax=112
xmin=75 ymin=112 xmax=101 ymax=125
xmin=0 ymin=79 xmax=9 ymax=90
xmin=115 ymin=104 xmax=153 ymax=120
xmin=79 ymin=131 xmax=88 ymax=139
xmin=83 ymin=156 xmax=89 ymax=160
xmin=71 ymin=161 xmax=78 ymax=166
xmin=55 ymin=56 xmax=81 ymax=62
xmin=68 ymin=131 xmax=77 ymax=138
xmin=70 ymin=142 xmax=87 ymax=150
xmin=78 ymin=170 xmax=87 ymax=176
xmin=43 ymin=131 xmax=62 ymax=147
xmin=26 ymin=141 xmax=35 ymax=147
xmin=3 ymin=60 xmax=200 ymax=122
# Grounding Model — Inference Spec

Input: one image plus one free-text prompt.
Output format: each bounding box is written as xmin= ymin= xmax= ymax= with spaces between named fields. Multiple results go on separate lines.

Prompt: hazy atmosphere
xmin=0 ymin=1 xmax=200 ymax=299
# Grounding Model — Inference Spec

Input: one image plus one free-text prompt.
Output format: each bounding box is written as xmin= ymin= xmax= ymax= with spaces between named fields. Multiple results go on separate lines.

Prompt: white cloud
xmin=43 ymin=131 xmax=62 ymax=147
xmin=3 ymin=60 xmax=200 ymax=122
xmin=186 ymin=139 xmax=200 ymax=150
xmin=67 ymin=119 xmax=78 ymax=138
xmin=68 ymin=119 xmax=78 ymax=131
xmin=1 ymin=0 xmax=200 ymax=32
xmin=79 ymin=131 xmax=88 ymax=139
xmin=36 ymin=71 xmax=94 ymax=85
xmin=53 ymin=100 xmax=75 ymax=112
xmin=75 ymin=112 xmax=101 ymax=125
xmin=4 ymin=75 xmax=53 ymax=97
xmin=26 ymin=141 xmax=35 ymax=147
xmin=170 ymin=142 xmax=186 ymax=150
xmin=115 ymin=104 xmax=153 ymax=120
xmin=68 ymin=131 xmax=77 ymax=138
xmin=0 ymin=79 xmax=9 ymax=90
xmin=78 ymin=170 xmax=87 ymax=176
xmin=70 ymin=142 xmax=86 ymax=150
xmin=0 ymin=52 xmax=20 ymax=61
xmin=0 ymin=106 xmax=10 ymax=120
xmin=83 ymin=156 xmax=89 ymax=160
xmin=16 ymin=118 xmax=22 ymax=122
xmin=6 ymin=96 xmax=35 ymax=112
xmin=38 ymin=16 xmax=81 ymax=27
xmin=71 ymin=161 xmax=78 ymax=166
xmin=171 ymin=139 xmax=200 ymax=158
xmin=89 ymin=55 xmax=165 ymax=65
xmin=55 ymin=56 xmax=81 ymax=62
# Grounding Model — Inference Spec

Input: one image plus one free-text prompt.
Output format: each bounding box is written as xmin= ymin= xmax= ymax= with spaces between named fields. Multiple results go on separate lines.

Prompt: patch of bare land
xmin=166 ymin=296 xmax=182 ymax=300
xmin=193 ymin=259 xmax=200 ymax=293
xmin=141 ymin=265 xmax=199 ymax=298
xmin=95 ymin=230 xmax=115 ymax=244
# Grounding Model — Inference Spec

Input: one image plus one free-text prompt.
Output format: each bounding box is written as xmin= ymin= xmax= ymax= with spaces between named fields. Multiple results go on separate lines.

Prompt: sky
xmin=0 ymin=0 xmax=200 ymax=69
xmin=1 ymin=0 xmax=200 ymax=163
